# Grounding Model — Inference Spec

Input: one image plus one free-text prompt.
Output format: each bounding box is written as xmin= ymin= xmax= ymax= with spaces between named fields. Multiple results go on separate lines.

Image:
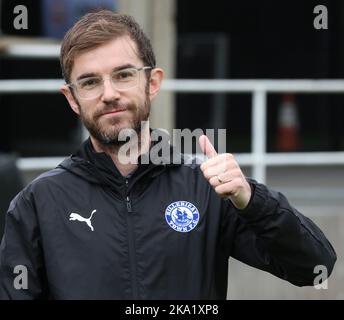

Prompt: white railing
xmin=1 ymin=79 xmax=344 ymax=183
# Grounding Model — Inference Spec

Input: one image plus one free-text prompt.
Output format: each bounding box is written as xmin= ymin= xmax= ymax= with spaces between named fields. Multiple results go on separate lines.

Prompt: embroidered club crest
xmin=165 ymin=201 xmax=199 ymax=233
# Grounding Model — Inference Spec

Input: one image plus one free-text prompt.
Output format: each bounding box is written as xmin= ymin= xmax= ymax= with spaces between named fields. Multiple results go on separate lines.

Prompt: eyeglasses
xmin=67 ymin=66 xmax=152 ymax=100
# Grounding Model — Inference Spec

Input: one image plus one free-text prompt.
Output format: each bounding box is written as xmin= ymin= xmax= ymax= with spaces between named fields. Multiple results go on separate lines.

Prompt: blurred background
xmin=0 ymin=0 xmax=343 ymax=299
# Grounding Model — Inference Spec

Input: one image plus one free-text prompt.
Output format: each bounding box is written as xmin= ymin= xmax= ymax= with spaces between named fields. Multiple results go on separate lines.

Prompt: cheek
xmin=121 ymin=94 xmax=142 ymax=111
xmin=132 ymin=86 xmax=148 ymax=103
xmin=79 ymin=102 xmax=96 ymax=119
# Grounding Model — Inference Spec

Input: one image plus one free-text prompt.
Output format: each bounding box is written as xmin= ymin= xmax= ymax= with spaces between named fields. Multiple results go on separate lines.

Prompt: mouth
xmin=101 ymin=109 xmax=126 ymax=117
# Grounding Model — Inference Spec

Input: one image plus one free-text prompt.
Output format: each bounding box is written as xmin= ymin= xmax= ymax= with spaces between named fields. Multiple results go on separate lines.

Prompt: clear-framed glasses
xmin=67 ymin=66 xmax=152 ymax=100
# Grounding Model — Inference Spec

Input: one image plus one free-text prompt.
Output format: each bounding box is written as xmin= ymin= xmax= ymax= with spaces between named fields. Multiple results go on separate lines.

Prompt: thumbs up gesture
xmin=199 ymin=135 xmax=252 ymax=210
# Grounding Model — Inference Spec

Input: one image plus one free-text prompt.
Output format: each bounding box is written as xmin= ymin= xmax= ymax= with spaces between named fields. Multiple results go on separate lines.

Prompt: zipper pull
xmin=126 ymin=196 xmax=132 ymax=212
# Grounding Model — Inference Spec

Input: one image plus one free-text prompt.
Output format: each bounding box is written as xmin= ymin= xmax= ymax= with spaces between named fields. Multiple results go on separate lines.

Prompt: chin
xmin=105 ymin=123 xmax=136 ymax=140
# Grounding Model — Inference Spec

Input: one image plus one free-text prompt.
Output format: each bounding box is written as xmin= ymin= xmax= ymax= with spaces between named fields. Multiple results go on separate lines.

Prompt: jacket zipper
xmin=125 ymin=178 xmax=139 ymax=299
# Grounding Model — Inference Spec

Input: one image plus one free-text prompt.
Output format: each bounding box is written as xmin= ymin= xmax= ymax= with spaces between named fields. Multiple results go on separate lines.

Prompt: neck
xmin=90 ymin=123 xmax=151 ymax=177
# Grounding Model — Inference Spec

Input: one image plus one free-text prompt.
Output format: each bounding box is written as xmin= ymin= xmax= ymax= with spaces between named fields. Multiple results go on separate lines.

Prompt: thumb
xmin=199 ymin=135 xmax=218 ymax=159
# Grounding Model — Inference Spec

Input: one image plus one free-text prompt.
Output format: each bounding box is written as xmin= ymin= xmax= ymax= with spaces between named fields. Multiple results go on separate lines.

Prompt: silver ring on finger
xmin=216 ymin=175 xmax=224 ymax=184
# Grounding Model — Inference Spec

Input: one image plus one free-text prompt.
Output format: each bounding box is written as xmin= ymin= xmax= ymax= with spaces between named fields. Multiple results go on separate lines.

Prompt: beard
xmin=78 ymin=95 xmax=151 ymax=147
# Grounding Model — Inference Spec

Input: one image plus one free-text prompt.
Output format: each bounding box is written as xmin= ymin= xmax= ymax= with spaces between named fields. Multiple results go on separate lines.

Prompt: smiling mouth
xmin=102 ymin=109 xmax=126 ymax=116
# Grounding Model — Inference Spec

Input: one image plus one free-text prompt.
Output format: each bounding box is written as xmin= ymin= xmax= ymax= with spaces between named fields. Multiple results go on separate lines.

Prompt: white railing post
xmin=252 ymin=89 xmax=267 ymax=183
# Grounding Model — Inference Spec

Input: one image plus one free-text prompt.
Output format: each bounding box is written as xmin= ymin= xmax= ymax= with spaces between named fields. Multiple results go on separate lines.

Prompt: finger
xmin=214 ymin=179 xmax=242 ymax=198
xmin=203 ymin=163 xmax=229 ymax=179
xmin=208 ymin=171 xmax=239 ymax=187
xmin=199 ymin=135 xmax=218 ymax=159
xmin=201 ymin=153 xmax=236 ymax=172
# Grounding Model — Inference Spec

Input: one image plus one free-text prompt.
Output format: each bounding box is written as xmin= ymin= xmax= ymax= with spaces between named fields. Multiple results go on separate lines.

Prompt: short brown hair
xmin=60 ymin=10 xmax=156 ymax=83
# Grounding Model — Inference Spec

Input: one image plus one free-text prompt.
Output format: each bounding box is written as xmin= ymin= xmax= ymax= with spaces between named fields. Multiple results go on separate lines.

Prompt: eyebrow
xmin=76 ymin=64 xmax=136 ymax=81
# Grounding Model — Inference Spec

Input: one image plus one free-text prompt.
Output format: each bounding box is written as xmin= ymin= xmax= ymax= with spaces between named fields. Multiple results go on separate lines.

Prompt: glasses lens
xmin=111 ymin=68 xmax=139 ymax=91
xmin=76 ymin=77 xmax=103 ymax=99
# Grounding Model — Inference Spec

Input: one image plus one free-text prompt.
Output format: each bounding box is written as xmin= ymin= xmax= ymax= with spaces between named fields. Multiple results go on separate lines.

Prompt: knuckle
xmin=200 ymin=161 xmax=209 ymax=171
xmin=214 ymin=184 xmax=222 ymax=192
xmin=233 ymin=168 xmax=242 ymax=176
xmin=209 ymin=176 xmax=217 ymax=186
xmin=225 ymin=153 xmax=234 ymax=160
xmin=204 ymin=169 xmax=211 ymax=179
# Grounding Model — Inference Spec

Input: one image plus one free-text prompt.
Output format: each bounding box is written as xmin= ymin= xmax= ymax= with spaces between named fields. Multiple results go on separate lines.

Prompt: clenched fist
xmin=199 ymin=135 xmax=252 ymax=210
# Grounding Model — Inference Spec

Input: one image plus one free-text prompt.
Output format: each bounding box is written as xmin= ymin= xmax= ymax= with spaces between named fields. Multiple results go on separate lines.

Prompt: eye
xmin=79 ymin=77 xmax=101 ymax=89
xmin=114 ymin=69 xmax=136 ymax=81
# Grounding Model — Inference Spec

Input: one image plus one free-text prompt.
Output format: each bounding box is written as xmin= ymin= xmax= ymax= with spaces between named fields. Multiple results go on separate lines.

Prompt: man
xmin=0 ymin=10 xmax=336 ymax=299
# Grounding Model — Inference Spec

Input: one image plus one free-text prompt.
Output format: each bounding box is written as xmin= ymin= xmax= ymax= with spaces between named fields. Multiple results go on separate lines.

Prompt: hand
xmin=199 ymin=135 xmax=252 ymax=210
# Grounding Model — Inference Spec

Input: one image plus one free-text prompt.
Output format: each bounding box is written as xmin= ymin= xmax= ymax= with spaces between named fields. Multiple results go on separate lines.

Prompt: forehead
xmin=70 ymin=35 xmax=142 ymax=80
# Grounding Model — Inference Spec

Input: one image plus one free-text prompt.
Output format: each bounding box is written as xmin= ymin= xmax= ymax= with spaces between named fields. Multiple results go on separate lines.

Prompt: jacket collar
xmin=58 ymin=129 xmax=184 ymax=194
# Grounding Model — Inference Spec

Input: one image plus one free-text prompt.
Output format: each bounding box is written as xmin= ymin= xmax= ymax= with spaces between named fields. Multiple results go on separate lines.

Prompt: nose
xmin=100 ymin=77 xmax=120 ymax=102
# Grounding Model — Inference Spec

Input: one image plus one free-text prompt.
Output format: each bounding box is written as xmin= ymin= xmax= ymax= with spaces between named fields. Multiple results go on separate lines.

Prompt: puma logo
xmin=69 ymin=210 xmax=97 ymax=231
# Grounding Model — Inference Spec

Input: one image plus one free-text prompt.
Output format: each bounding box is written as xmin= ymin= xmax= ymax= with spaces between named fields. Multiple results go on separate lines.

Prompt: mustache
xmin=94 ymin=102 xmax=130 ymax=118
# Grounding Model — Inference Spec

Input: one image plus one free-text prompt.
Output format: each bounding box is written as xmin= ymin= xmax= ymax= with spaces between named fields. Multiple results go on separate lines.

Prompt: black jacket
xmin=0 ymin=136 xmax=337 ymax=299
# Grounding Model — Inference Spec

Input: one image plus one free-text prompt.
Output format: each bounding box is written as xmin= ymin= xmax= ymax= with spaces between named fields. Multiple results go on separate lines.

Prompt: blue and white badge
xmin=165 ymin=201 xmax=200 ymax=233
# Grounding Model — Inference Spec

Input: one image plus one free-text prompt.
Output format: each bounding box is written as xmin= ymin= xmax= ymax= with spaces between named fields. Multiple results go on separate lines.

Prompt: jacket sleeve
xmin=0 ymin=191 xmax=48 ymax=299
xmin=221 ymin=179 xmax=337 ymax=287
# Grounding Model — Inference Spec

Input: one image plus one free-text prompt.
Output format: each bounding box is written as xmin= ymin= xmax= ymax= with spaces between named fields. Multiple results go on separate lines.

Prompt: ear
xmin=60 ymin=85 xmax=81 ymax=115
xmin=148 ymin=68 xmax=164 ymax=101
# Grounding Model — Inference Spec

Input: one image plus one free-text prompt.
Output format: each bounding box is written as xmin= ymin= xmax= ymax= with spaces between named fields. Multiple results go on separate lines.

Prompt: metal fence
xmin=1 ymin=79 xmax=344 ymax=183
